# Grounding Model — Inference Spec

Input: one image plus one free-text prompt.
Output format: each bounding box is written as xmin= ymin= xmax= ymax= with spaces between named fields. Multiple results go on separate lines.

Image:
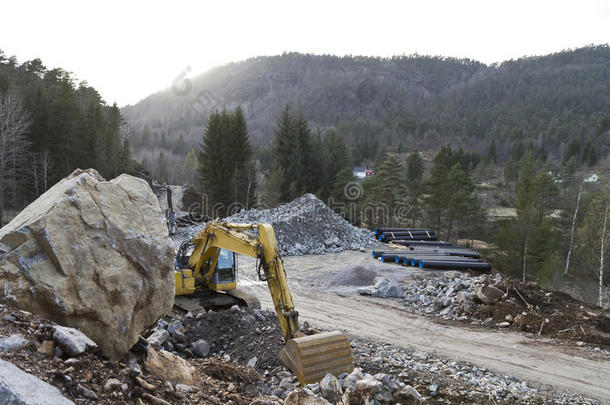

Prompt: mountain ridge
xmin=122 ymin=45 xmax=610 ymax=163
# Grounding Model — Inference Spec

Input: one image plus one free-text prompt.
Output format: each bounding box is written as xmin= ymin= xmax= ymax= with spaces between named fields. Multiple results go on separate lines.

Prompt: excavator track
xmin=227 ymin=289 xmax=261 ymax=309
xmin=174 ymin=289 xmax=260 ymax=312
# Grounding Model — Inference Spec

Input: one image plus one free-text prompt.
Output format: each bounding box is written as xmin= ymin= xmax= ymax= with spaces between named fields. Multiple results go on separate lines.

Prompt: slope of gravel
xmin=225 ymin=194 xmax=375 ymax=255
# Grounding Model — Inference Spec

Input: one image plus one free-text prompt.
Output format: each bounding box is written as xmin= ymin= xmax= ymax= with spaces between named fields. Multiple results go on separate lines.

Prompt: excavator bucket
xmin=279 ymin=330 xmax=354 ymax=385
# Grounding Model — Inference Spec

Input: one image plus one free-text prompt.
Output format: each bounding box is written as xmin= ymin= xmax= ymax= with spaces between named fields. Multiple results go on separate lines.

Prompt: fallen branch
xmin=514 ymin=287 xmax=537 ymax=314
xmin=557 ymin=328 xmax=573 ymax=333
xmin=579 ymin=325 xmax=586 ymax=336
xmin=538 ymin=321 xmax=545 ymax=335
xmin=141 ymin=393 xmax=171 ymax=405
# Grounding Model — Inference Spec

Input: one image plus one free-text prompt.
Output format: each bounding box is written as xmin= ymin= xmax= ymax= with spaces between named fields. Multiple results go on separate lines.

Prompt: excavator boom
xmin=175 ymin=221 xmax=354 ymax=385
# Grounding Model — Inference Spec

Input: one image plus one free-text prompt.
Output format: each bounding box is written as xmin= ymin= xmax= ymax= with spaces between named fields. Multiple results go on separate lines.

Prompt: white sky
xmin=1 ymin=0 xmax=608 ymax=106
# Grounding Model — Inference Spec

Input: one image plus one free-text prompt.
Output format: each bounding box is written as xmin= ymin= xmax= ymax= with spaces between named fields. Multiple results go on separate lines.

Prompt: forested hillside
xmin=123 ymin=45 xmax=610 ymax=184
xmin=0 ymin=50 xmax=131 ymax=224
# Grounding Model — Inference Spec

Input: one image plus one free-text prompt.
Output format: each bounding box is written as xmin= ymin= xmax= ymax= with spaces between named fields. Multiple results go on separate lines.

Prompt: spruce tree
xmin=198 ymin=107 xmax=255 ymax=215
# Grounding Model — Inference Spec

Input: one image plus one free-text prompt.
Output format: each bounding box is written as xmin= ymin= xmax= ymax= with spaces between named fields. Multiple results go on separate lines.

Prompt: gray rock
xmin=252 ymin=309 xmax=266 ymax=321
xmin=320 ymin=373 xmax=342 ymax=403
xmin=172 ymin=330 xmax=186 ymax=343
xmin=103 ymin=378 xmax=122 ymax=392
xmin=284 ymin=389 xmax=331 ymax=405
xmin=439 ymin=305 xmax=454 ymax=316
xmin=342 ymin=367 xmax=363 ymax=391
xmin=355 ymin=378 xmax=383 ymax=394
xmin=192 ymin=339 xmax=210 ymax=358
xmin=357 ymin=287 xmax=376 ymax=296
xmin=475 ymin=285 xmax=504 ymax=304
xmin=271 ymin=388 xmax=285 ymax=399
xmin=456 ymin=291 xmax=472 ymax=304
xmin=376 ymin=282 xmax=404 ymax=298
xmin=247 ymin=356 xmax=258 ymax=368
xmin=52 ymin=325 xmax=97 ymax=356
xmin=147 ymin=329 xmax=170 ymax=347
xmin=0 ymin=334 xmax=28 ymax=351
xmin=167 ymin=320 xmax=184 ymax=335
xmin=373 ymin=277 xmax=390 ymax=290
xmin=76 ymin=384 xmax=97 ymax=400
xmin=398 ymin=385 xmax=422 ymax=401
xmin=0 ymin=359 xmax=75 ymax=404
xmin=279 ymin=376 xmax=294 ymax=391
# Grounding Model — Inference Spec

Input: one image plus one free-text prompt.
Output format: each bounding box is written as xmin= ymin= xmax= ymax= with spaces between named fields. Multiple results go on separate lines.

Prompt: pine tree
xmin=425 ymin=146 xmax=453 ymax=234
xmin=271 ymin=105 xmax=316 ymax=202
xmin=198 ymin=107 xmax=255 ymax=215
xmin=406 ymin=150 xmax=424 ymax=183
xmin=487 ymin=139 xmax=497 ymax=164
xmin=372 ymin=153 xmax=405 ymax=226
xmin=497 ymin=153 xmax=558 ymax=282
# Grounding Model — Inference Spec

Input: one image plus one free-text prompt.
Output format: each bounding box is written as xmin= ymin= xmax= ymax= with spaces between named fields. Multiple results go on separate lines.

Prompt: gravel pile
xmin=328 ymin=266 xmax=379 ymax=287
xmin=350 ymin=338 xmax=599 ymax=404
xmin=226 ymin=194 xmax=375 ymax=255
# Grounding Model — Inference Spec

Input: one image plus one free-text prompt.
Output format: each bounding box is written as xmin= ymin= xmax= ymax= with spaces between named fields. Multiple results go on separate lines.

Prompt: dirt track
xmin=238 ymin=250 xmax=610 ymax=401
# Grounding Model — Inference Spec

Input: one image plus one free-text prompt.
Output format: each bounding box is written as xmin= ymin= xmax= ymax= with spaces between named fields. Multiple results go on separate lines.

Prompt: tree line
xmin=0 ymin=50 xmax=132 ymax=225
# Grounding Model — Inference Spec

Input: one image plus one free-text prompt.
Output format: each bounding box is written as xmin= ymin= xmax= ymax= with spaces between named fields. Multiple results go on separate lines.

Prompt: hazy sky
xmin=1 ymin=0 xmax=608 ymax=106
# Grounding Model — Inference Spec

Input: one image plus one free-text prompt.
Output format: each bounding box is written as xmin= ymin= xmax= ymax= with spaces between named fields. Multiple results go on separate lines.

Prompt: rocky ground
xmin=175 ymin=194 xmax=375 ymax=255
xmin=1 ymin=299 xmax=603 ymax=404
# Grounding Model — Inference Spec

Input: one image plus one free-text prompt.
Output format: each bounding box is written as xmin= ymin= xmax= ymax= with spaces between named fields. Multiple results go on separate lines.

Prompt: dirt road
xmin=238 ymin=250 xmax=610 ymax=401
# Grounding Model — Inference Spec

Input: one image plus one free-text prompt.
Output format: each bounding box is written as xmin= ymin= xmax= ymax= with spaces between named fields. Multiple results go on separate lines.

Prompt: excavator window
xmin=213 ymin=249 xmax=237 ymax=283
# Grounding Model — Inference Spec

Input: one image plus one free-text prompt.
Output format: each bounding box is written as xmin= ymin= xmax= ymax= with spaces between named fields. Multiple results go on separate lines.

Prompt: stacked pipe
xmin=372 ymin=247 xmax=491 ymax=271
xmin=375 ymin=228 xmax=438 ymax=243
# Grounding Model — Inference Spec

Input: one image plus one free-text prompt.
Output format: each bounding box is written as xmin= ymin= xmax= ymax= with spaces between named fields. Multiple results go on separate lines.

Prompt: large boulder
xmin=0 ymin=169 xmax=174 ymax=360
xmin=475 ymin=285 xmax=505 ymax=304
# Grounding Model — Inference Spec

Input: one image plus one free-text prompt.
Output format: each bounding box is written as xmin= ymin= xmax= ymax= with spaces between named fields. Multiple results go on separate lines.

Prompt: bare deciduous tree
xmin=0 ymin=92 xmax=31 ymax=226
xmin=565 ymin=181 xmax=583 ymax=275
xmin=600 ymin=203 xmax=608 ymax=307
xmin=30 ymin=150 xmax=53 ymax=197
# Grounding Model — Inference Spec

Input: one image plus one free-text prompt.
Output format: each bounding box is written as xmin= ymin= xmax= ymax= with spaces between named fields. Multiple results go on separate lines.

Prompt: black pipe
xmin=384 ymin=235 xmax=439 ymax=242
xmin=408 ymin=248 xmax=481 ymax=259
xmin=393 ymin=240 xmax=453 ymax=247
xmin=381 ymin=231 xmax=436 ymax=238
xmin=418 ymin=260 xmax=491 ymax=271
xmin=374 ymin=228 xmax=433 ymax=236
xmin=407 ymin=255 xmax=479 ymax=266
xmin=379 ymin=254 xmax=399 ymax=262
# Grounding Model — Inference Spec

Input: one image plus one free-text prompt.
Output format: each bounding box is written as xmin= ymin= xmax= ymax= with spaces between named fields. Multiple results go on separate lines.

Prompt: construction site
xmin=0 ymin=169 xmax=608 ymax=405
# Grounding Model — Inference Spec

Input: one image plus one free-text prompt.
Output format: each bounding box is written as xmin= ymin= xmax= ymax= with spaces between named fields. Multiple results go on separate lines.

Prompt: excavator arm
xmin=186 ymin=222 xmax=300 ymax=340
xmin=178 ymin=221 xmax=354 ymax=384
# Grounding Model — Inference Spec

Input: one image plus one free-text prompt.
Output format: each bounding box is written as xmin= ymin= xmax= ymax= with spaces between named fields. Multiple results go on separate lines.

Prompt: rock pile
xmin=398 ymin=271 xmax=610 ymax=349
xmin=0 ymin=169 xmax=175 ymax=361
xmin=226 ymin=194 xmax=375 ymax=255
xmin=401 ymin=272 xmax=500 ymax=320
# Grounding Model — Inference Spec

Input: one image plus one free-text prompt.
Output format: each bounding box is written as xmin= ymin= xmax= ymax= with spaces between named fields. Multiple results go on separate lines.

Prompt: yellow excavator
xmin=173 ymin=221 xmax=354 ymax=385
